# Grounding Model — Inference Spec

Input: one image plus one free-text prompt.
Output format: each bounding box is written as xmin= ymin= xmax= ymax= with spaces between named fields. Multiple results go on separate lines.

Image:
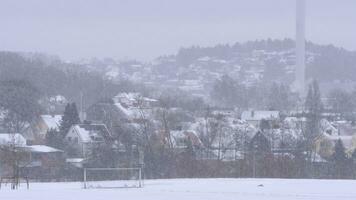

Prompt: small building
xmin=24 ymin=145 xmax=65 ymax=180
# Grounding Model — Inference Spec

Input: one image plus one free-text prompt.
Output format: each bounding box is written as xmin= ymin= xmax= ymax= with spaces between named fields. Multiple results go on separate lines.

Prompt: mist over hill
xmin=1 ymin=39 xmax=356 ymax=107
xmin=95 ymin=39 xmax=356 ymax=96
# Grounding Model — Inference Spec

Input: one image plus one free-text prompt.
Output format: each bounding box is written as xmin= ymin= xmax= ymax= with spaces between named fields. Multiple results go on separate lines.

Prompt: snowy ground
xmin=1 ymin=178 xmax=356 ymax=200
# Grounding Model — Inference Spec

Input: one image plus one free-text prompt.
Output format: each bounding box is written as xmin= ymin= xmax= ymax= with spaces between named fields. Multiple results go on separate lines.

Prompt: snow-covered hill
xmin=84 ymin=39 xmax=356 ymax=98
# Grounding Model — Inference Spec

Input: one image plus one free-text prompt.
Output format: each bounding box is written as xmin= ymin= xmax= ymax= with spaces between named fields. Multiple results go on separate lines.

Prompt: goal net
xmin=83 ymin=168 xmax=143 ymax=189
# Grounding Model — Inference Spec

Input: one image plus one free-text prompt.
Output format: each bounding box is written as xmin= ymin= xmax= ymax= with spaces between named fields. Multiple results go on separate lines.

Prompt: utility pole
xmin=80 ymin=91 xmax=85 ymax=121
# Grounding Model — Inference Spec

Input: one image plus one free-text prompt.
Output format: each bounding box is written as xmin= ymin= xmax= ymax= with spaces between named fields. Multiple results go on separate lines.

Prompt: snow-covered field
xmin=1 ymin=178 xmax=356 ymax=200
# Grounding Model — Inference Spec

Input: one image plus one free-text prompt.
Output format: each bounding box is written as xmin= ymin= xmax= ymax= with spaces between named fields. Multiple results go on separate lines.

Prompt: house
xmin=112 ymin=93 xmax=157 ymax=123
xmin=86 ymin=92 xmax=158 ymax=125
xmin=23 ymin=145 xmax=65 ymax=180
xmin=65 ymin=124 xmax=112 ymax=158
xmin=37 ymin=115 xmax=62 ymax=134
xmin=170 ymin=130 xmax=203 ymax=149
xmin=241 ymin=110 xmax=280 ymax=127
xmin=0 ymin=133 xmax=65 ymax=180
xmin=23 ymin=115 xmax=62 ymax=145
xmin=0 ymin=133 xmax=29 ymax=178
xmin=317 ymin=119 xmax=356 ymax=155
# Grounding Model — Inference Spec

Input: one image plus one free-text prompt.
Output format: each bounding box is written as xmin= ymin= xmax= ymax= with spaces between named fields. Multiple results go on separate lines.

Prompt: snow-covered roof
xmin=49 ymin=95 xmax=67 ymax=104
xmin=284 ymin=117 xmax=307 ymax=129
xmin=241 ymin=110 xmax=280 ymax=121
xmin=112 ymin=92 xmax=156 ymax=120
xmin=114 ymin=102 xmax=138 ymax=118
xmin=191 ymin=117 xmax=257 ymax=150
xmin=115 ymin=92 xmax=140 ymax=101
xmin=41 ymin=115 xmax=62 ymax=131
xmin=114 ymin=93 xmax=157 ymax=104
xmin=27 ymin=145 xmax=63 ymax=153
xmin=70 ymin=124 xmax=111 ymax=143
xmin=170 ymin=130 xmax=202 ymax=148
xmin=66 ymin=158 xmax=85 ymax=163
xmin=0 ymin=133 xmax=27 ymax=147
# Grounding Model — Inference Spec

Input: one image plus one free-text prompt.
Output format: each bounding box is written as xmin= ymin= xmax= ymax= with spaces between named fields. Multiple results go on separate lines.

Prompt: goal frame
xmin=83 ymin=167 xmax=143 ymax=189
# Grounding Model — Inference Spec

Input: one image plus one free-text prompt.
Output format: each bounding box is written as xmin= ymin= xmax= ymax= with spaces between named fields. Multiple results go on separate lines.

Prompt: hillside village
xmin=2 ymin=88 xmax=356 ymax=180
xmin=1 ymin=40 xmax=356 ymax=181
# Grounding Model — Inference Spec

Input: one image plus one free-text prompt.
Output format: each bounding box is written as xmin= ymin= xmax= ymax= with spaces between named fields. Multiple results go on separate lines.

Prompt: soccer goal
xmin=83 ymin=168 xmax=143 ymax=189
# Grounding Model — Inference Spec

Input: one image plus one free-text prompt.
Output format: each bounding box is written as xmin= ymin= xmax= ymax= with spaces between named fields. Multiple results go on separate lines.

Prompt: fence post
xmin=83 ymin=168 xmax=87 ymax=189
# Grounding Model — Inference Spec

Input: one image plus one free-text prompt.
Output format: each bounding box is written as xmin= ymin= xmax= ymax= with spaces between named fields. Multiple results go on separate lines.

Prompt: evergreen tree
xmin=331 ymin=139 xmax=350 ymax=178
xmin=210 ymin=75 xmax=247 ymax=108
xmin=248 ymin=131 xmax=272 ymax=177
xmin=59 ymin=103 xmax=80 ymax=138
xmin=259 ymin=119 xmax=271 ymax=131
xmin=45 ymin=128 xmax=63 ymax=149
xmin=304 ymin=80 xmax=323 ymax=164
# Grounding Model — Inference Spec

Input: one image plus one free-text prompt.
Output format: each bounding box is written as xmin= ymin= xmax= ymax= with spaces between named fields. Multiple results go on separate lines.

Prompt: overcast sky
xmin=0 ymin=0 xmax=355 ymax=61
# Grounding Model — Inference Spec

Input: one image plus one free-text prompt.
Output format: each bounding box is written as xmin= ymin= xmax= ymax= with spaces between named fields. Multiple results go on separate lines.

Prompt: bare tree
xmin=0 ymin=134 xmax=30 ymax=189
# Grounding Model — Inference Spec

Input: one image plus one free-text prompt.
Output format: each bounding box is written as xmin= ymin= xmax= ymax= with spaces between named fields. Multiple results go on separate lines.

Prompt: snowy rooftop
xmin=0 ymin=133 xmax=27 ymax=146
xmin=27 ymin=145 xmax=63 ymax=153
xmin=170 ymin=130 xmax=202 ymax=148
xmin=41 ymin=115 xmax=62 ymax=131
xmin=71 ymin=124 xmax=111 ymax=143
xmin=66 ymin=158 xmax=85 ymax=163
xmin=114 ymin=92 xmax=157 ymax=103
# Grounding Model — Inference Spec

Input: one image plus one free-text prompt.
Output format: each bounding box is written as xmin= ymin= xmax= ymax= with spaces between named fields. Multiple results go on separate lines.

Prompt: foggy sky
xmin=0 ymin=0 xmax=355 ymax=61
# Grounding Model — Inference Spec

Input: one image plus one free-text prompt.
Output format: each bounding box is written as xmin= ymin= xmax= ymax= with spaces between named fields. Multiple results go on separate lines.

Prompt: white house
xmin=65 ymin=124 xmax=112 ymax=158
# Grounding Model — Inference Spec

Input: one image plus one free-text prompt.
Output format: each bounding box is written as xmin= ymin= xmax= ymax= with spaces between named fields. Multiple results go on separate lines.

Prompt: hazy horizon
xmin=1 ymin=0 xmax=356 ymax=61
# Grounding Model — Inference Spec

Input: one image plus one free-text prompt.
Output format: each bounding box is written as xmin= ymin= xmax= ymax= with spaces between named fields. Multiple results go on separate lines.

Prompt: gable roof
xmin=41 ymin=115 xmax=62 ymax=131
xmin=170 ymin=130 xmax=203 ymax=148
xmin=241 ymin=110 xmax=280 ymax=121
xmin=69 ymin=124 xmax=111 ymax=143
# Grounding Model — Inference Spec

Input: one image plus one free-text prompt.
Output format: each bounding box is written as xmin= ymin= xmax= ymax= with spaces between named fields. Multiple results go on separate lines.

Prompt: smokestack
xmin=296 ymin=0 xmax=306 ymax=96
